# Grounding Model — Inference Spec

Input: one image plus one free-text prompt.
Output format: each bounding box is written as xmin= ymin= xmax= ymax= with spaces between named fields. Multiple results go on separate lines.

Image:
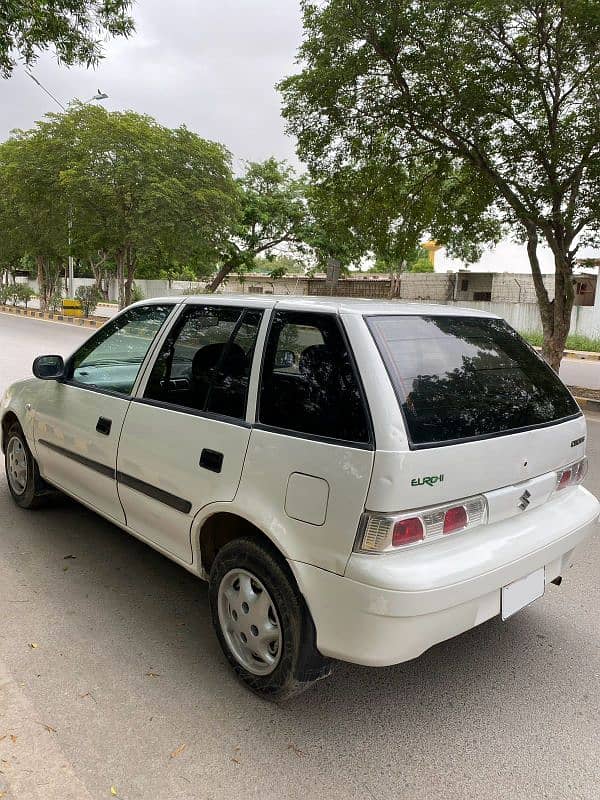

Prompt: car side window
xmin=144 ymin=305 xmax=262 ymax=420
xmin=259 ymin=311 xmax=370 ymax=444
xmin=69 ymin=304 xmax=173 ymax=395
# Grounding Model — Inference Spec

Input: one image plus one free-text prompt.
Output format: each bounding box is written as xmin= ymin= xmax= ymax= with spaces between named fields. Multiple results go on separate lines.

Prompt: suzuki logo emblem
xmin=518 ymin=489 xmax=531 ymax=511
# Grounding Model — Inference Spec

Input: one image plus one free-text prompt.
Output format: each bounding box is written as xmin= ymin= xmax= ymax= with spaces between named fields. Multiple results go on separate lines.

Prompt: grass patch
xmin=520 ymin=330 xmax=600 ymax=352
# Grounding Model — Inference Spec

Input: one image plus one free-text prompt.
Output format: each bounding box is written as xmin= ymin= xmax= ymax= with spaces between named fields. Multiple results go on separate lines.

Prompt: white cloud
xmin=2 ymin=1 xmax=597 ymax=271
xmin=1 ymin=0 xmax=302 ymax=165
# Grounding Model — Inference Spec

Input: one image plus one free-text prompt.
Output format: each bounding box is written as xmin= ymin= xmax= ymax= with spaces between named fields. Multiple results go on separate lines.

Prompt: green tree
xmin=75 ymin=284 xmax=102 ymax=316
xmin=0 ymin=1 xmax=134 ymax=78
xmin=206 ymin=158 xmax=308 ymax=292
xmin=3 ymin=104 xmax=240 ymax=308
xmin=254 ymin=254 xmax=307 ymax=278
xmin=0 ymin=133 xmax=68 ymax=308
xmin=371 ymin=247 xmax=433 ymax=275
xmin=280 ymin=0 xmax=600 ymax=370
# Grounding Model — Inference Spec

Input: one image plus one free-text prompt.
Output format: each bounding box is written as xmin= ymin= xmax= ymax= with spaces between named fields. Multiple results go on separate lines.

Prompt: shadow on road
xmin=1 ymin=484 xmax=597 ymax=799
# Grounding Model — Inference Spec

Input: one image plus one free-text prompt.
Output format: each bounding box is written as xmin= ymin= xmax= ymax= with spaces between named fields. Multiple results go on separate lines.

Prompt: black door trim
xmin=38 ymin=439 xmax=115 ymax=478
xmin=38 ymin=438 xmax=192 ymax=514
xmin=116 ymin=471 xmax=192 ymax=514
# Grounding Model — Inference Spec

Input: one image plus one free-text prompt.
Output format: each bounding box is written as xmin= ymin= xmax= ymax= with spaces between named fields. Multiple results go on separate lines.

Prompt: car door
xmin=34 ymin=303 xmax=175 ymax=523
xmin=115 ymin=302 xmax=264 ymax=563
xmin=236 ymin=309 xmax=376 ymax=574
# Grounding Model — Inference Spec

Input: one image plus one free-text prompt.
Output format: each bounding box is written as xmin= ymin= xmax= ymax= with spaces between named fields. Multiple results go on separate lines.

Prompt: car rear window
xmin=367 ymin=315 xmax=580 ymax=447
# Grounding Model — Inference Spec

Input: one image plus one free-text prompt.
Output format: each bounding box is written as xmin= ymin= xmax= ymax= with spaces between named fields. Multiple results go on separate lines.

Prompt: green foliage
xmin=0 ymin=282 xmax=36 ymax=307
xmin=268 ymin=265 xmax=288 ymax=280
xmin=0 ymin=1 xmax=135 ymax=77
xmin=207 ymin=158 xmax=309 ymax=291
xmin=252 ymin=254 xmax=306 ymax=279
xmin=0 ymin=104 xmax=239 ymax=308
xmin=75 ymin=285 xmax=102 ymax=317
xmin=129 ymin=284 xmax=145 ymax=303
xmin=47 ymin=290 xmax=64 ymax=313
xmin=521 ymin=331 xmax=600 ymax=353
xmin=17 ymin=284 xmax=35 ymax=307
xmin=410 ymin=254 xmax=434 ymax=273
xmin=158 ymin=265 xmax=198 ymax=282
xmin=280 ymin=0 xmax=600 ymax=366
xmin=370 ymin=248 xmax=433 ymax=274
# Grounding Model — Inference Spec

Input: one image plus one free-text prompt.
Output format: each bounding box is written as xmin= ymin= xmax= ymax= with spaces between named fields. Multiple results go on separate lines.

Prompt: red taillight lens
xmin=555 ymin=458 xmax=587 ymax=493
xmin=392 ymin=517 xmax=424 ymax=546
xmin=443 ymin=505 xmax=468 ymax=534
xmin=557 ymin=469 xmax=572 ymax=490
xmin=356 ymin=495 xmax=487 ymax=553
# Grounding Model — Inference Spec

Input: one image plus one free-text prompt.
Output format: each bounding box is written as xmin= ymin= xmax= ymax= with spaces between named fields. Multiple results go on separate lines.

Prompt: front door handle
xmin=200 ymin=448 xmax=223 ymax=473
xmin=96 ymin=416 xmax=112 ymax=435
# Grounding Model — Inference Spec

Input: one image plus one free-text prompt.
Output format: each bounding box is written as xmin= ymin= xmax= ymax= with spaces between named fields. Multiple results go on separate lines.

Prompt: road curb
xmin=0 ymin=659 xmax=93 ymax=800
xmin=573 ymin=396 xmax=600 ymax=411
xmin=533 ymin=345 xmax=600 ymax=362
xmin=563 ymin=350 xmax=600 ymax=361
xmin=0 ymin=305 xmax=102 ymax=329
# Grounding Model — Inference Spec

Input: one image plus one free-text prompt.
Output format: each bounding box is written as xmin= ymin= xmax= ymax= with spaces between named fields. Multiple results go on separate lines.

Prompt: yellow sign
xmin=62 ymin=299 xmax=84 ymax=317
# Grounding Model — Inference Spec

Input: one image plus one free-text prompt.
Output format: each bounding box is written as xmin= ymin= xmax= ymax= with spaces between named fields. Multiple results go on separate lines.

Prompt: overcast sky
xmin=1 ymin=0 xmax=596 ymax=273
xmin=2 ymin=0 xmax=301 ymax=168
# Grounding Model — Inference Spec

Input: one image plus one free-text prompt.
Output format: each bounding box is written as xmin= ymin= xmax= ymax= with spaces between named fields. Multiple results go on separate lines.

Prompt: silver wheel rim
xmin=217 ymin=568 xmax=282 ymax=676
xmin=7 ymin=435 xmax=28 ymax=495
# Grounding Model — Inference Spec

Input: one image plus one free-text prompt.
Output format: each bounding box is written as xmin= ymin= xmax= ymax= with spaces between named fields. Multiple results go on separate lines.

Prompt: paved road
xmin=560 ymin=356 xmax=600 ymax=390
xmin=1 ymin=311 xmax=600 ymax=800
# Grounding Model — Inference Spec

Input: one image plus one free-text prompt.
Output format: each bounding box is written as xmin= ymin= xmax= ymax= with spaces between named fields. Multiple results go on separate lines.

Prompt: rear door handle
xmin=96 ymin=416 xmax=112 ymax=435
xmin=200 ymin=448 xmax=223 ymax=473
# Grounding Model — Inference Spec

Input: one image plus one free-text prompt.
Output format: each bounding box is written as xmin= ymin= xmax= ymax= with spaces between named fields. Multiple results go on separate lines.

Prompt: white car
xmin=2 ymin=296 xmax=598 ymax=698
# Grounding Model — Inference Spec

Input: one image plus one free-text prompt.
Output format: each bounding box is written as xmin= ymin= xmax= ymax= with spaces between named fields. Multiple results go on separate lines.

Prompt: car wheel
xmin=209 ymin=537 xmax=332 ymax=700
xmin=4 ymin=423 xmax=50 ymax=509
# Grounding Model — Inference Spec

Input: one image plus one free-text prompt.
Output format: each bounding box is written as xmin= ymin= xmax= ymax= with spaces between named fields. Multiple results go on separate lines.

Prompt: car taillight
xmin=443 ymin=505 xmax=468 ymax=534
xmin=392 ymin=517 xmax=424 ymax=546
xmin=555 ymin=457 xmax=587 ymax=492
xmin=355 ymin=494 xmax=487 ymax=553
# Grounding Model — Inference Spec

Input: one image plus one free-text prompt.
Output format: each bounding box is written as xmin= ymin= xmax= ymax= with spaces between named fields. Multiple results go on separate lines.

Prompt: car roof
xmin=147 ymin=294 xmax=500 ymax=318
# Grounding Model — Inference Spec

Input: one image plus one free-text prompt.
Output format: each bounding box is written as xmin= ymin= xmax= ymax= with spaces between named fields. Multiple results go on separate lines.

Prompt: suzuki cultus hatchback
xmin=2 ymin=297 xmax=598 ymax=698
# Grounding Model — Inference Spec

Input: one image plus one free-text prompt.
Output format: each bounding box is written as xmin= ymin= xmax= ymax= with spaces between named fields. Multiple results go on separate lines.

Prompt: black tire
xmin=209 ymin=537 xmax=332 ymax=700
xmin=4 ymin=423 xmax=51 ymax=509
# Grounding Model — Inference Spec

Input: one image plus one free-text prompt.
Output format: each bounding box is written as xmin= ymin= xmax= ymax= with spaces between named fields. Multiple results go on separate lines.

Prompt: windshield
xmin=367 ymin=314 xmax=580 ymax=448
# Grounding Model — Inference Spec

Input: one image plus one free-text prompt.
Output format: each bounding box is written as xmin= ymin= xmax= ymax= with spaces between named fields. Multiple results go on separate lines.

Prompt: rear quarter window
xmin=366 ymin=314 xmax=580 ymax=448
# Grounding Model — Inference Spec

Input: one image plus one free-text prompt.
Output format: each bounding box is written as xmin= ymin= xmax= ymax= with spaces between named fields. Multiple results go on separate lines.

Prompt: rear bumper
xmin=289 ymin=486 xmax=599 ymax=667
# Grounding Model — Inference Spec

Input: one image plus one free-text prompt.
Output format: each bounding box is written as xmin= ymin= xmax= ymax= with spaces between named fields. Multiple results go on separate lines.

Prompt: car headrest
xmin=192 ymin=342 xmax=247 ymax=380
xmin=298 ymin=344 xmax=337 ymax=382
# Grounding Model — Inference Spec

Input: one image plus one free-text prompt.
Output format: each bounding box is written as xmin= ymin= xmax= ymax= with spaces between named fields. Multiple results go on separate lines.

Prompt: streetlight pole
xmin=68 ymin=214 xmax=75 ymax=298
xmin=25 ymin=72 xmax=109 ymax=298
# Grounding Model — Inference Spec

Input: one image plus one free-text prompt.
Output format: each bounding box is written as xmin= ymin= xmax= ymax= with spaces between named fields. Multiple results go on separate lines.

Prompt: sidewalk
xmin=0 ymin=305 xmax=104 ymax=329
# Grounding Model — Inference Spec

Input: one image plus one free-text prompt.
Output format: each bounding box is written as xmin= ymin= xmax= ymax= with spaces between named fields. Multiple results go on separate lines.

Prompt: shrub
xmin=130 ymin=284 xmax=145 ymax=303
xmin=0 ymin=284 xmax=11 ymax=305
xmin=47 ymin=290 xmax=63 ymax=313
xmin=75 ymin=285 xmax=102 ymax=317
xmin=520 ymin=330 xmax=600 ymax=353
xmin=17 ymin=284 xmax=35 ymax=308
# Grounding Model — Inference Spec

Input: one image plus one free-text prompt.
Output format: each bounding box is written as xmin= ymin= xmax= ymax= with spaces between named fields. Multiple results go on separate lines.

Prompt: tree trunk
xmin=206 ymin=261 xmax=235 ymax=292
xmin=388 ymin=273 xmax=400 ymax=298
xmin=116 ymin=249 xmax=126 ymax=309
xmin=124 ymin=245 xmax=136 ymax=307
xmin=526 ymin=227 xmax=574 ymax=373
xmin=90 ymin=253 xmax=110 ymax=301
xmin=36 ymin=256 xmax=46 ymax=311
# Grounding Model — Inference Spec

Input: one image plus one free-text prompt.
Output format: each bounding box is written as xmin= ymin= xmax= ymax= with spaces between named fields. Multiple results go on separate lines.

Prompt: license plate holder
xmin=501 ymin=568 xmax=545 ymax=620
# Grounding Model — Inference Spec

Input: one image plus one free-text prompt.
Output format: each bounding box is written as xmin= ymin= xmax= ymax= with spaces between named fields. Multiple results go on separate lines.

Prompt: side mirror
xmin=32 ymin=355 xmax=65 ymax=380
xmin=275 ymin=349 xmax=296 ymax=369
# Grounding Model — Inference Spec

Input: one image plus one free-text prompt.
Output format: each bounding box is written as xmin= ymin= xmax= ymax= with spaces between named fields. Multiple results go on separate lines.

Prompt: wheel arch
xmin=197 ymin=510 xmax=292 ymax=578
xmin=198 ymin=509 xmax=327 ymax=674
xmin=1 ymin=410 xmax=21 ymax=453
